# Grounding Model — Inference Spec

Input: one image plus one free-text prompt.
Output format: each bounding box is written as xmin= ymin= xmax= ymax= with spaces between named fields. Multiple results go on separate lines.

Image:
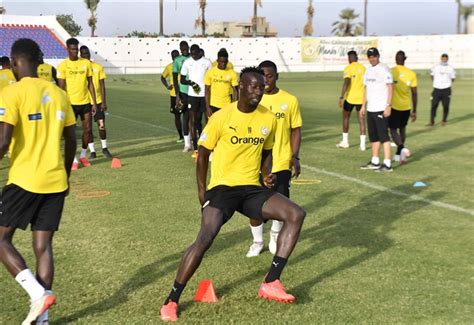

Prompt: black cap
xmin=367 ymin=47 xmax=380 ymax=57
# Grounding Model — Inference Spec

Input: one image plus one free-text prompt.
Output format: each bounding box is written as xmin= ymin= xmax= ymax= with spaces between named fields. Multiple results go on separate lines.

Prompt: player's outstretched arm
xmin=196 ymin=146 xmax=212 ymax=205
xmin=0 ymin=122 xmax=13 ymax=159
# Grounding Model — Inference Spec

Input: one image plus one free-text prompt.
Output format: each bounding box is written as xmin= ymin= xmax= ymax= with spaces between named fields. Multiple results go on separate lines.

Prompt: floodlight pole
xmin=364 ymin=0 xmax=368 ymax=36
xmin=159 ymin=0 xmax=164 ymax=36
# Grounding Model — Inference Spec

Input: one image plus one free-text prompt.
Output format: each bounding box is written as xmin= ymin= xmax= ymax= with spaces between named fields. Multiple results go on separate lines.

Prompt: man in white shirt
xmin=360 ymin=48 xmax=394 ymax=172
xmin=428 ymin=53 xmax=455 ymax=126
xmin=180 ymin=44 xmax=212 ymax=158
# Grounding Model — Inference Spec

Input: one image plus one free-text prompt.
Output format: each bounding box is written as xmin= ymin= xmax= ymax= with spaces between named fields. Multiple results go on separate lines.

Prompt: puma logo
xmin=272 ymin=262 xmax=279 ymax=267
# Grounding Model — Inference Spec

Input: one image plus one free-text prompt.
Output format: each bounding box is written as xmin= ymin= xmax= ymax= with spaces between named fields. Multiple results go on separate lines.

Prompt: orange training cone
xmin=111 ymin=157 xmax=122 ymax=169
xmin=194 ymin=279 xmax=218 ymax=303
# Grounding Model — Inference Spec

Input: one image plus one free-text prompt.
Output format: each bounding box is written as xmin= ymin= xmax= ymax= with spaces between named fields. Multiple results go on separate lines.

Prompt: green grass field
xmin=1 ymin=71 xmax=473 ymax=324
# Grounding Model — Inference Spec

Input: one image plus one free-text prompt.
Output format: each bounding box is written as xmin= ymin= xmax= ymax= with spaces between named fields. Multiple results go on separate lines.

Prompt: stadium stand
xmin=0 ymin=24 xmax=67 ymax=58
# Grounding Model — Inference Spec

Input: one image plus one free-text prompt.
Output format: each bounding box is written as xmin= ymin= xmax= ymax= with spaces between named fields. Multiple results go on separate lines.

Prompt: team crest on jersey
xmin=406 ymin=81 xmax=411 ymax=86
xmin=42 ymin=92 xmax=51 ymax=104
xmin=199 ymin=132 xmax=207 ymax=141
xmin=261 ymin=126 xmax=269 ymax=136
xmin=56 ymin=110 xmax=65 ymax=121
xmin=0 ymin=108 xmax=5 ymax=116
xmin=280 ymin=103 xmax=288 ymax=111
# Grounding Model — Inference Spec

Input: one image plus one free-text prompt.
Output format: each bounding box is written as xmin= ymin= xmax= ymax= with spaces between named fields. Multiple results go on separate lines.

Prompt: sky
xmin=2 ymin=0 xmax=474 ymax=37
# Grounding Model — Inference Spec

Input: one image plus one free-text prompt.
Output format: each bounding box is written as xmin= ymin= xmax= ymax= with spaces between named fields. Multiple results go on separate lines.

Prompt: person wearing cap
xmin=360 ymin=47 xmax=394 ymax=172
xmin=337 ymin=50 xmax=366 ymax=150
xmin=389 ymin=50 xmax=417 ymax=164
xmin=428 ymin=53 xmax=455 ymax=126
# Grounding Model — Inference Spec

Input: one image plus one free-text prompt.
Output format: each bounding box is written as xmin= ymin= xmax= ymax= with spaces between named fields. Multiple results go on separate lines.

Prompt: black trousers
xmin=431 ymin=87 xmax=451 ymax=123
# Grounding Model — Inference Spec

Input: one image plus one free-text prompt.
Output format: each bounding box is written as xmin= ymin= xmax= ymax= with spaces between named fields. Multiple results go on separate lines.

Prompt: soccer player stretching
xmin=160 ymin=67 xmax=306 ymax=322
xmin=0 ymin=39 xmax=76 ymax=324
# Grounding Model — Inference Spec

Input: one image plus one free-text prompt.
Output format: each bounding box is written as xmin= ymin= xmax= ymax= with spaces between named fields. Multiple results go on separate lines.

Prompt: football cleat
xmin=258 ymin=279 xmax=295 ymax=304
xmin=22 ymin=293 xmax=56 ymax=325
xmin=89 ymin=152 xmax=97 ymax=159
xmin=79 ymin=157 xmax=91 ymax=167
xmin=160 ymin=300 xmax=178 ymax=322
xmin=400 ymin=148 xmax=411 ymax=164
xmin=102 ymin=148 xmax=113 ymax=159
xmin=359 ymin=142 xmax=366 ymax=151
xmin=360 ymin=161 xmax=380 ymax=170
xmin=375 ymin=164 xmax=393 ymax=172
xmin=336 ymin=141 xmax=349 ymax=149
xmin=71 ymin=162 xmax=79 ymax=171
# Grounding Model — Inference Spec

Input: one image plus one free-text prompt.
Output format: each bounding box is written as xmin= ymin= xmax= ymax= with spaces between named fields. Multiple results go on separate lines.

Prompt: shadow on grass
xmin=289 ymin=180 xmax=445 ymax=303
xmin=52 ymin=227 xmax=250 ymax=323
xmin=407 ymin=135 xmax=472 ymax=165
xmin=409 ymin=112 xmax=474 ymax=139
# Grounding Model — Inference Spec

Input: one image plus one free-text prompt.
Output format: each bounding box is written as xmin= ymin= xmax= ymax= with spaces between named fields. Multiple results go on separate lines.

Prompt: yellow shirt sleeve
xmin=57 ymin=62 xmax=66 ymax=80
xmin=290 ymin=98 xmax=303 ymax=128
xmin=412 ymin=72 xmax=418 ymax=87
xmin=99 ymin=65 xmax=106 ymax=80
xmin=198 ymin=114 xmax=222 ymax=150
xmin=343 ymin=65 xmax=351 ymax=79
xmin=0 ymin=88 xmax=19 ymax=125
xmin=231 ymin=70 xmax=238 ymax=87
xmin=86 ymin=61 xmax=93 ymax=78
xmin=263 ymin=116 xmax=277 ymax=150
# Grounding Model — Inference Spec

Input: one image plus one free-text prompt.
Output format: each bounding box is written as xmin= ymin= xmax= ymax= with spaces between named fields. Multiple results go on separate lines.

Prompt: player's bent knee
xmin=288 ymin=206 xmax=306 ymax=225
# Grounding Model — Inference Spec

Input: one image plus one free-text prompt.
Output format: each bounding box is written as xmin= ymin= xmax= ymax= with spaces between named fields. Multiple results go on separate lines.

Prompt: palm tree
xmin=84 ymin=0 xmax=100 ymax=37
xmin=194 ymin=0 xmax=207 ymax=36
xmin=253 ymin=0 xmax=262 ymax=37
xmin=331 ymin=8 xmax=363 ymax=37
xmin=363 ymin=0 xmax=368 ymax=36
xmin=303 ymin=0 xmax=314 ymax=36
xmin=461 ymin=4 xmax=474 ymax=34
xmin=456 ymin=0 xmax=462 ymax=34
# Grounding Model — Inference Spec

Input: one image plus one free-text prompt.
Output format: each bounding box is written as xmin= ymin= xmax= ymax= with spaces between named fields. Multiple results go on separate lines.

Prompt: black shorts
xmin=0 ymin=184 xmax=65 ymax=231
xmin=203 ymin=185 xmax=276 ymax=224
xmin=94 ymin=103 xmax=106 ymax=122
xmin=169 ymin=96 xmax=181 ymax=114
xmin=72 ymin=104 xmax=92 ymax=120
xmin=388 ymin=108 xmax=410 ymax=129
xmin=343 ymin=100 xmax=362 ymax=113
xmin=272 ymin=170 xmax=292 ymax=198
xmin=367 ymin=111 xmax=390 ymax=143
xmin=189 ymin=96 xmax=206 ymax=113
xmin=179 ymin=92 xmax=188 ymax=113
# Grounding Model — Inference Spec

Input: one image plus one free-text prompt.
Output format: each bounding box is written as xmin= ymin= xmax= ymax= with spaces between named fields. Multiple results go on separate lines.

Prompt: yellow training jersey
xmin=0 ymin=77 xmax=76 ymax=194
xmin=37 ymin=63 xmax=54 ymax=82
xmin=259 ymin=89 xmax=302 ymax=173
xmin=204 ymin=66 xmax=238 ymax=109
xmin=198 ymin=102 xmax=277 ymax=190
xmin=90 ymin=61 xmax=106 ymax=104
xmin=212 ymin=60 xmax=234 ymax=70
xmin=391 ymin=65 xmax=417 ymax=111
xmin=57 ymin=57 xmax=93 ymax=105
xmin=162 ymin=62 xmax=176 ymax=97
xmin=343 ymin=62 xmax=366 ymax=105
xmin=0 ymin=69 xmax=16 ymax=90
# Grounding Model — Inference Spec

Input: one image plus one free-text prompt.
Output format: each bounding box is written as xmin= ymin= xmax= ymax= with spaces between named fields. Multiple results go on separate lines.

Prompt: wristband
xmin=339 ymin=97 xmax=344 ymax=100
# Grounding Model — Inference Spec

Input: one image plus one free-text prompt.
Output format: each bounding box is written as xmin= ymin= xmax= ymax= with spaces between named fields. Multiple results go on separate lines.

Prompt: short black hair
xmin=11 ymin=38 xmax=41 ymax=63
xmin=0 ymin=56 xmax=10 ymax=66
xmin=258 ymin=60 xmax=277 ymax=73
xmin=441 ymin=53 xmax=449 ymax=58
xmin=240 ymin=66 xmax=264 ymax=80
xmin=217 ymin=48 xmax=228 ymax=58
xmin=179 ymin=41 xmax=189 ymax=47
xmin=396 ymin=50 xmax=406 ymax=59
xmin=80 ymin=45 xmax=89 ymax=51
xmin=347 ymin=50 xmax=357 ymax=57
xmin=190 ymin=44 xmax=200 ymax=52
xmin=66 ymin=38 xmax=79 ymax=47
xmin=171 ymin=49 xmax=179 ymax=56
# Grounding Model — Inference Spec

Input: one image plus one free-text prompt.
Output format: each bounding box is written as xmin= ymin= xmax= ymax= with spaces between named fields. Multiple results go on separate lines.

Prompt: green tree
xmin=332 ymin=8 xmax=363 ymax=37
xmin=125 ymin=31 xmax=160 ymax=38
xmin=56 ymin=14 xmax=83 ymax=37
xmin=84 ymin=0 xmax=100 ymax=37
xmin=194 ymin=0 xmax=207 ymax=36
xmin=303 ymin=0 xmax=314 ymax=36
xmin=461 ymin=4 xmax=473 ymax=34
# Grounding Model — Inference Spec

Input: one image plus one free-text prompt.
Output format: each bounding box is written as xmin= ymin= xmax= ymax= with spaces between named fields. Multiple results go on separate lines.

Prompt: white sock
xmin=100 ymin=139 xmax=108 ymax=149
xmin=88 ymin=142 xmax=96 ymax=153
xmin=184 ymin=135 xmax=191 ymax=148
xmin=37 ymin=310 xmax=49 ymax=323
xmin=360 ymin=135 xmax=366 ymax=145
xmin=80 ymin=148 xmax=87 ymax=158
xmin=371 ymin=156 xmax=380 ymax=165
xmin=271 ymin=220 xmax=283 ymax=233
xmin=342 ymin=132 xmax=349 ymax=143
xmin=384 ymin=159 xmax=392 ymax=167
xmin=250 ymin=224 xmax=264 ymax=243
xmin=15 ymin=269 xmax=45 ymax=301
xmin=73 ymin=156 xmax=79 ymax=164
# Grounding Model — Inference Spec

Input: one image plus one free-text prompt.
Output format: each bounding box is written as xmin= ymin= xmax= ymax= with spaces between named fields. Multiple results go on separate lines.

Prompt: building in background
xmin=208 ymin=17 xmax=277 ymax=37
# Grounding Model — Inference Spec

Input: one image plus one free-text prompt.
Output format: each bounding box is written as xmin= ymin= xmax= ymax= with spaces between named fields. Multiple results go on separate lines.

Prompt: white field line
xmin=110 ymin=113 xmax=474 ymax=217
xmin=302 ymin=164 xmax=474 ymax=217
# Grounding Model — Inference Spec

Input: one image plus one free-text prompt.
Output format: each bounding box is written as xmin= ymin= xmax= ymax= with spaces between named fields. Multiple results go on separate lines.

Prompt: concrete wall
xmin=76 ymin=35 xmax=474 ymax=74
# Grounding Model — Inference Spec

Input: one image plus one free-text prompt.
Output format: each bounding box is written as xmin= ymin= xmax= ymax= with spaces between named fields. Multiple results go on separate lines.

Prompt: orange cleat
xmin=22 ymin=293 xmax=56 ymax=325
xmin=160 ymin=301 xmax=178 ymax=322
xmin=71 ymin=162 xmax=79 ymax=171
xmin=258 ymin=279 xmax=295 ymax=304
xmin=79 ymin=157 xmax=91 ymax=167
